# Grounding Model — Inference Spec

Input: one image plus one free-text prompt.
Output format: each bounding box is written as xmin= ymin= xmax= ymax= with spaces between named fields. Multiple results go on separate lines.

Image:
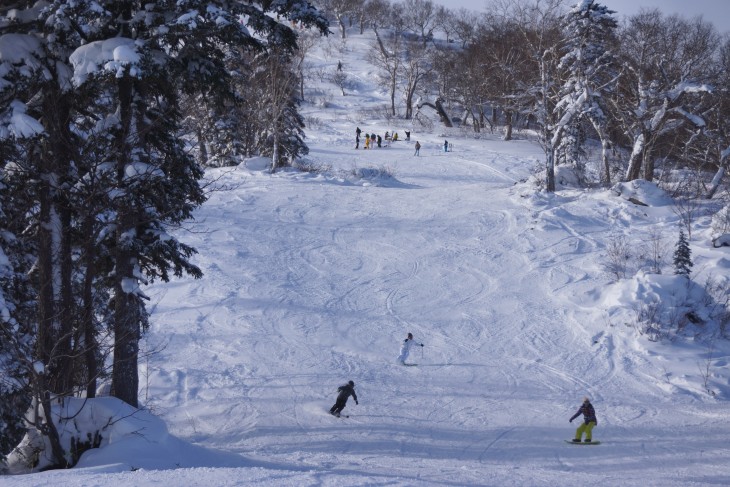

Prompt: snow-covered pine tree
xmin=555 ymin=122 xmax=588 ymax=184
xmin=0 ymin=3 xmax=94 ymax=465
xmin=554 ymin=0 xmax=618 ymax=186
xmin=2 ymin=0 xmax=327 ymax=466
xmin=673 ymin=229 xmax=693 ymax=277
xmin=248 ymin=48 xmax=309 ymax=172
xmin=52 ymin=0 xmax=327 ymax=408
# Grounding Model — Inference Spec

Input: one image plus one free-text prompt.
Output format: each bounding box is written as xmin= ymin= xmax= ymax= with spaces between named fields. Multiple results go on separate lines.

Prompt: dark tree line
xmin=0 ymin=0 xmax=327 ymax=470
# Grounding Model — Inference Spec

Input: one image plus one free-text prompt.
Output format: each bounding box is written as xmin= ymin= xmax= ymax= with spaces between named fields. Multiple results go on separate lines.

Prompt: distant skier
xmin=443 ymin=140 xmax=448 ymax=152
xmin=397 ymin=332 xmax=423 ymax=364
xmin=405 ymin=130 xmax=410 ymax=141
xmin=330 ymin=380 xmax=358 ymax=417
xmin=377 ymin=135 xmax=382 ymax=148
xmin=569 ymin=397 xmax=598 ymax=442
xmin=414 ymin=141 xmax=421 ymax=156
xmin=355 ymin=127 xmax=361 ymax=149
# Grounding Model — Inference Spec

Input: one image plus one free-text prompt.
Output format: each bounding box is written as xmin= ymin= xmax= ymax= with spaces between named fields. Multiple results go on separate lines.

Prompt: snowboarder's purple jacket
xmin=570 ymin=401 xmax=597 ymax=425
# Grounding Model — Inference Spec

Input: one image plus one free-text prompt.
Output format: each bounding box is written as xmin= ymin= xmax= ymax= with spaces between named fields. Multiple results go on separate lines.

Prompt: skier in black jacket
xmin=569 ymin=397 xmax=598 ymax=442
xmin=330 ymin=380 xmax=358 ymax=417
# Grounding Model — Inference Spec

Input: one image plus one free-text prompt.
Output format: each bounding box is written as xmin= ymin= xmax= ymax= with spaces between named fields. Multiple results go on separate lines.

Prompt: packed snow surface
xmin=5 ymin=30 xmax=730 ymax=487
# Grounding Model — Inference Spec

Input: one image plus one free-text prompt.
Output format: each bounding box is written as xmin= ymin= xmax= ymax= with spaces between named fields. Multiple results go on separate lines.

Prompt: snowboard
xmin=565 ymin=440 xmax=601 ymax=445
xmin=402 ymin=363 xmax=418 ymax=366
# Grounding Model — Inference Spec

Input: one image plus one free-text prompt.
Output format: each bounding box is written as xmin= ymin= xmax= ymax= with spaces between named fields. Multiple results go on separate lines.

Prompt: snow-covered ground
xmin=5 ymin=30 xmax=730 ymax=487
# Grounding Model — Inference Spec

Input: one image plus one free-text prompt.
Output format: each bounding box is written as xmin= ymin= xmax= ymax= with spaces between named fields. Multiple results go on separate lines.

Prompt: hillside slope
xmin=6 ymin=29 xmax=730 ymax=487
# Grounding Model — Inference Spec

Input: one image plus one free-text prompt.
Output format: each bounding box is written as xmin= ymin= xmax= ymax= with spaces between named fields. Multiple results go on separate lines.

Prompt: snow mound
xmin=6 ymin=397 xmax=244 ymax=474
xmin=611 ymin=179 xmax=673 ymax=207
xmin=243 ymin=156 xmax=271 ymax=172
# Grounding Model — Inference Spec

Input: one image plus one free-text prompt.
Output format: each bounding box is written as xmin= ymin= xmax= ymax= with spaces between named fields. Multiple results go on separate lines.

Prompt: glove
xmin=420 ymin=344 xmax=424 ymax=347
xmin=569 ymin=419 xmax=573 ymax=423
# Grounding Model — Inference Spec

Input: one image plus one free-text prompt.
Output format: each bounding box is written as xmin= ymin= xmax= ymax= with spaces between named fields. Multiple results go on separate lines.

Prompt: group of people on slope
xmin=332 ymin=335 xmax=600 ymax=444
xmin=355 ymin=127 xmax=411 ymax=149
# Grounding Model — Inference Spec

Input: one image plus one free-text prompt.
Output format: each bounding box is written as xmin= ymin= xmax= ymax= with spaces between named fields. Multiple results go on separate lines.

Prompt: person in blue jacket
xmin=570 ymin=397 xmax=598 ymax=442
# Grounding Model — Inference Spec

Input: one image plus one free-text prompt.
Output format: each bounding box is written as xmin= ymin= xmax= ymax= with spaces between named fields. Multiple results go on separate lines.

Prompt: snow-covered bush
xmin=6 ymin=397 xmax=169 ymax=473
xmin=605 ymin=271 xmax=728 ymax=342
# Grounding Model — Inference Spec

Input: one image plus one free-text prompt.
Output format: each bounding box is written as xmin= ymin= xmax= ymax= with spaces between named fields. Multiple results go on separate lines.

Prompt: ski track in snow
xmin=121 ymin=128 xmax=730 ymax=486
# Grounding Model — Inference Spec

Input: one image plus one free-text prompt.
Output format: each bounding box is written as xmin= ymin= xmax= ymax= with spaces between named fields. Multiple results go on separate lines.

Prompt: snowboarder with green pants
xmin=570 ymin=397 xmax=597 ymax=442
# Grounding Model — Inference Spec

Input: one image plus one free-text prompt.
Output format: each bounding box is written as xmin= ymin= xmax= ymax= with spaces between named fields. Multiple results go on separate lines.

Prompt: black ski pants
xmin=330 ymin=398 xmax=347 ymax=414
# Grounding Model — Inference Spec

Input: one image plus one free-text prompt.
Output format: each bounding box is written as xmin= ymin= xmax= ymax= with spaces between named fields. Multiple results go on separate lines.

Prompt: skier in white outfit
xmin=397 ymin=332 xmax=424 ymax=364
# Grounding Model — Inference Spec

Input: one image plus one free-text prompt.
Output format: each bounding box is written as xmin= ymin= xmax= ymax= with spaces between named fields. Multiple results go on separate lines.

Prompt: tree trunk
xmin=58 ymin=197 xmax=75 ymax=393
xmin=625 ymin=132 xmax=645 ymax=181
xmin=112 ymin=235 xmax=140 ymax=408
xmin=36 ymin=151 xmax=56 ymax=389
xmin=601 ymin=138 xmax=612 ymax=186
xmin=111 ymin=73 xmax=140 ymax=408
xmin=82 ymin=216 xmax=98 ymax=399
xmin=588 ymin=118 xmax=611 ymax=186
xmin=405 ymin=83 xmax=415 ymax=119
xmin=546 ymin=146 xmax=556 ymax=192
xmin=390 ymin=77 xmax=396 ymax=116
xmin=272 ymin=132 xmax=280 ymax=172
xmin=38 ymin=380 xmax=69 ymax=468
xmin=643 ymin=148 xmax=655 ymax=182
xmin=504 ymin=110 xmax=513 ymax=141
xmin=338 ymin=16 xmax=346 ymax=39
xmin=37 ymin=87 xmax=75 ymax=396
xmin=705 ymin=165 xmax=725 ymax=199
xmin=417 ymin=100 xmax=452 ymax=127
xmin=197 ymin=127 xmax=208 ymax=166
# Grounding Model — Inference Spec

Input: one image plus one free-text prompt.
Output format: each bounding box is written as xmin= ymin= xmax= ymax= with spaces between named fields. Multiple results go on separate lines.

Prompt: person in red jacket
xmin=570 ymin=397 xmax=598 ymax=442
